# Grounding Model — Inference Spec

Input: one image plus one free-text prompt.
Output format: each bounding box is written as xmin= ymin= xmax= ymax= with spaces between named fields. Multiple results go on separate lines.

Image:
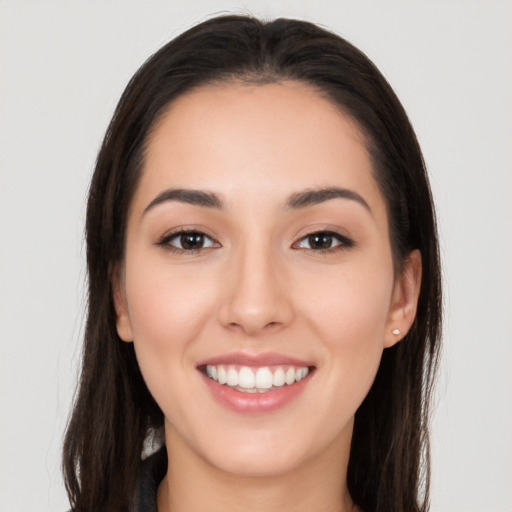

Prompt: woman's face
xmin=114 ymin=82 xmax=420 ymax=477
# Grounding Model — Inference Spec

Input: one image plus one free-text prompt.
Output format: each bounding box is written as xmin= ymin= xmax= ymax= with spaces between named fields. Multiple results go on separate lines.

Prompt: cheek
xmin=125 ymin=258 xmax=215 ymax=345
xmin=123 ymin=257 xmax=220 ymax=400
xmin=297 ymin=262 xmax=393 ymax=401
xmin=302 ymin=261 xmax=393 ymax=341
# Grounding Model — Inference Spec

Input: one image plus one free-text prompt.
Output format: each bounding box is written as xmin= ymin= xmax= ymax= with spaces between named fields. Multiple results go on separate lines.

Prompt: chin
xmin=189 ymin=420 xmax=347 ymax=479
xmin=204 ymin=442 xmax=308 ymax=478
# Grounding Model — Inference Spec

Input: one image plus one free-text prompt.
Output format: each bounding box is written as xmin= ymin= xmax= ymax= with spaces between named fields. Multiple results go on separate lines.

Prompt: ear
xmin=111 ymin=265 xmax=134 ymax=342
xmin=384 ymin=249 xmax=422 ymax=348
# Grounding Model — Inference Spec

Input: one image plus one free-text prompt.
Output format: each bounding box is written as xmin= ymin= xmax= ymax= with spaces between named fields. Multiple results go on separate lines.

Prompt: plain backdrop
xmin=0 ymin=1 xmax=511 ymax=511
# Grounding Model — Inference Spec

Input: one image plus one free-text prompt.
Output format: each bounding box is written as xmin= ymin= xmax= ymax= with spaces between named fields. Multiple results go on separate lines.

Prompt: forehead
xmin=135 ymin=81 xmax=386 ymax=218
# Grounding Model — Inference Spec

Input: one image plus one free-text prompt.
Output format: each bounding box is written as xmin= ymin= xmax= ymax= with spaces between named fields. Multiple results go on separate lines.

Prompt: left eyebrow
xmin=285 ymin=187 xmax=372 ymax=213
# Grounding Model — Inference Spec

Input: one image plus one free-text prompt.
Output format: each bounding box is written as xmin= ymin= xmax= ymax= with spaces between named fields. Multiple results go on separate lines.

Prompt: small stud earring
xmin=391 ymin=328 xmax=401 ymax=336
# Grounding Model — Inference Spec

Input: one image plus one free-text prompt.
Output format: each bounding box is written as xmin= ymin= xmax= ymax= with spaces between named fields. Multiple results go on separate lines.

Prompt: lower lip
xmin=201 ymin=371 xmax=312 ymax=414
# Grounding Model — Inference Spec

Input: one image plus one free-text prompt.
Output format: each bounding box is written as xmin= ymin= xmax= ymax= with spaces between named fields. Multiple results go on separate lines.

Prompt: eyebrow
xmin=143 ymin=188 xmax=223 ymax=215
xmin=142 ymin=186 xmax=371 ymax=215
xmin=285 ymin=187 xmax=371 ymax=213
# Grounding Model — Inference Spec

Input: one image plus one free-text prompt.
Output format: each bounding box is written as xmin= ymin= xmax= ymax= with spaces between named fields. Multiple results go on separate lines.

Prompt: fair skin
xmin=114 ymin=81 xmax=421 ymax=512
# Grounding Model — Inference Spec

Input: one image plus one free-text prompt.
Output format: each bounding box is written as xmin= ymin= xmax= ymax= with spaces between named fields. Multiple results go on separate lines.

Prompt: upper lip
xmin=196 ymin=351 xmax=315 ymax=368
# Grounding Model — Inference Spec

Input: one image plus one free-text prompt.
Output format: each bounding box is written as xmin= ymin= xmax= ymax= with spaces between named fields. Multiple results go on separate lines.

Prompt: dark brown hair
xmin=63 ymin=14 xmax=442 ymax=512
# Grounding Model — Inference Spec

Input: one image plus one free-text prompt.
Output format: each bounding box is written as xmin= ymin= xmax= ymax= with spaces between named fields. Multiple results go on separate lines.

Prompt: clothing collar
xmin=133 ymin=446 xmax=167 ymax=512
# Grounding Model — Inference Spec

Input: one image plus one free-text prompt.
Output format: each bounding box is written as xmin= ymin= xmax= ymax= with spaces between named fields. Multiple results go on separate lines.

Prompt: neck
xmin=157 ymin=422 xmax=357 ymax=512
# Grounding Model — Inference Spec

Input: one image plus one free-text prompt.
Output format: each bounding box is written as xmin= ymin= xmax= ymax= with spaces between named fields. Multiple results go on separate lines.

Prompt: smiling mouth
xmin=200 ymin=364 xmax=315 ymax=393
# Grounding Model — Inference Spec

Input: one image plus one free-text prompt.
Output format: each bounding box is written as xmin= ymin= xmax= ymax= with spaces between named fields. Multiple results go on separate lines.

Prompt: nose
xmin=218 ymin=245 xmax=294 ymax=336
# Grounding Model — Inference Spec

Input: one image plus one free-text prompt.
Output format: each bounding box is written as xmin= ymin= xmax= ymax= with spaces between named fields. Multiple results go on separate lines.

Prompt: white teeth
xmin=227 ymin=367 xmax=238 ymax=386
xmin=238 ymin=366 xmax=255 ymax=388
xmin=285 ymin=367 xmax=296 ymax=385
xmin=204 ymin=364 xmax=311 ymax=391
xmin=272 ymin=367 xmax=285 ymax=387
xmin=239 ymin=387 xmax=258 ymax=393
xmin=296 ymin=367 xmax=308 ymax=381
xmin=217 ymin=366 xmax=227 ymax=385
xmin=255 ymin=367 xmax=273 ymax=389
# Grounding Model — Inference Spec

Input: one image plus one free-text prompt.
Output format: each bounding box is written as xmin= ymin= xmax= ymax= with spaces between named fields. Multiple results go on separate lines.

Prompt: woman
xmin=63 ymin=14 xmax=441 ymax=512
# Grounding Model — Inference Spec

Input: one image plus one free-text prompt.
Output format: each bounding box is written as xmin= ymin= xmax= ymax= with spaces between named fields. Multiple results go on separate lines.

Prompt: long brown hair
xmin=63 ymin=15 xmax=442 ymax=512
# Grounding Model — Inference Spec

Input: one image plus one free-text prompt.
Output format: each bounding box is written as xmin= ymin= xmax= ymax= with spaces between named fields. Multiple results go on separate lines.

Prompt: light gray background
xmin=0 ymin=1 xmax=511 ymax=511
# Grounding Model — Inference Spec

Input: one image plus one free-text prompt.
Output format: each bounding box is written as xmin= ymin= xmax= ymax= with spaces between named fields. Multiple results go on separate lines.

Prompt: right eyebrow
xmin=142 ymin=188 xmax=224 ymax=216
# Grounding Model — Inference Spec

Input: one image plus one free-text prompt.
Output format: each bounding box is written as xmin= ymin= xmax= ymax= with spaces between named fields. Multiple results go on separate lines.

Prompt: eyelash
xmin=156 ymin=229 xmax=355 ymax=255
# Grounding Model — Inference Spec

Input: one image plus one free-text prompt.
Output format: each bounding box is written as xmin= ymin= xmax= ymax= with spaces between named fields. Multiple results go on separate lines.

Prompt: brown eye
xmin=180 ymin=232 xmax=206 ymax=250
xmin=307 ymin=233 xmax=334 ymax=249
xmin=294 ymin=231 xmax=354 ymax=251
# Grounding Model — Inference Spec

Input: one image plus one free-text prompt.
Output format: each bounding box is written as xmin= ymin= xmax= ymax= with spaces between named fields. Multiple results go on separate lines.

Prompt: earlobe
xmin=111 ymin=265 xmax=134 ymax=343
xmin=384 ymin=249 xmax=422 ymax=348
